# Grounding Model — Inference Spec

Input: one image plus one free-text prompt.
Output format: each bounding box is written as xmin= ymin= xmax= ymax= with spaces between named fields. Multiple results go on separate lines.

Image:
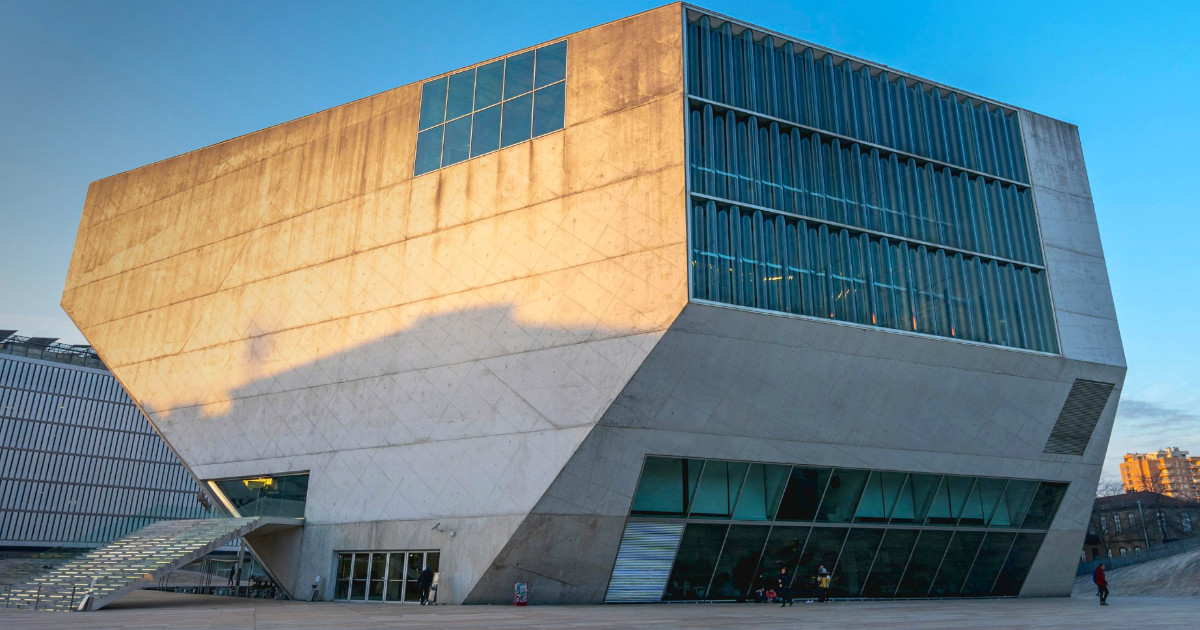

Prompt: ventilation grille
xmin=1044 ymin=379 xmax=1115 ymax=455
xmin=603 ymin=521 xmax=684 ymax=603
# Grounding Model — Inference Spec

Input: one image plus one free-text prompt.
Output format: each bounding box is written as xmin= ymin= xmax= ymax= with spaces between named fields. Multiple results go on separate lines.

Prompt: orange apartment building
xmin=1120 ymin=448 xmax=1200 ymax=501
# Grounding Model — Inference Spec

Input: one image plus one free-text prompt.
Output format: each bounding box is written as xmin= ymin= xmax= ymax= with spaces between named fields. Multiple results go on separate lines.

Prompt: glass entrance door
xmin=334 ymin=550 xmax=441 ymax=603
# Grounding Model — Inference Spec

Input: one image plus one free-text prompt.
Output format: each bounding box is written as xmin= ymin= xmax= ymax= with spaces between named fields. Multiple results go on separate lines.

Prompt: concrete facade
xmin=62 ymin=4 xmax=1123 ymax=604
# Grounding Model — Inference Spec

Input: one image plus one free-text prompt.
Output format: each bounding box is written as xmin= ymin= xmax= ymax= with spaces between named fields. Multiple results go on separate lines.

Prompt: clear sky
xmin=1 ymin=0 xmax=1196 ymax=481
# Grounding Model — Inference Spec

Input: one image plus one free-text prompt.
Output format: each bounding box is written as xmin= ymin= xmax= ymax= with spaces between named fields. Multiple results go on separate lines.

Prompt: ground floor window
xmin=334 ymin=550 xmax=440 ymax=603
xmin=606 ymin=456 xmax=1068 ymax=602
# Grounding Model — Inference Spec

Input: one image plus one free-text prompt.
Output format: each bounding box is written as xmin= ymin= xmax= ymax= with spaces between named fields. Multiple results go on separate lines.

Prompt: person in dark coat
xmin=1093 ymin=563 xmax=1108 ymax=605
xmin=778 ymin=566 xmax=793 ymax=607
xmin=417 ymin=566 xmax=435 ymax=605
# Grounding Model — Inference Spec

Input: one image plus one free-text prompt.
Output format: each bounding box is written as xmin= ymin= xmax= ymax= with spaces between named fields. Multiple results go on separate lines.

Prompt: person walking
xmin=816 ymin=564 xmax=830 ymax=603
xmin=1093 ymin=563 xmax=1108 ymax=605
xmin=417 ymin=566 xmax=435 ymax=605
xmin=778 ymin=566 xmax=793 ymax=607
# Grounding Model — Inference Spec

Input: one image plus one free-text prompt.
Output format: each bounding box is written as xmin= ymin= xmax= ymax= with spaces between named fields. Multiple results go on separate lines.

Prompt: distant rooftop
xmin=0 ymin=330 xmax=106 ymax=370
xmin=1095 ymin=490 xmax=1200 ymax=510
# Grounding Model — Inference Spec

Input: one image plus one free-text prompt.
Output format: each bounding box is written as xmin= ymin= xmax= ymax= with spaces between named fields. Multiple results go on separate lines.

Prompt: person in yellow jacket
xmin=816 ymin=565 xmax=831 ymax=603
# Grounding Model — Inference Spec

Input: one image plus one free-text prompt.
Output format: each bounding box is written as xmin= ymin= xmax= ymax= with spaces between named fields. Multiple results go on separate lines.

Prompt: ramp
xmin=2 ymin=516 xmax=299 ymax=611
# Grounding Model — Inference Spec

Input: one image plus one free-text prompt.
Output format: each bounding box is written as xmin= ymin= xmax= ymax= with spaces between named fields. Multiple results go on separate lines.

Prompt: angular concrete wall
xmin=467 ymin=88 xmax=1127 ymax=606
xmin=62 ymin=3 xmax=687 ymax=602
xmin=467 ymin=301 xmax=1125 ymax=602
xmin=63 ymin=2 xmax=1125 ymax=605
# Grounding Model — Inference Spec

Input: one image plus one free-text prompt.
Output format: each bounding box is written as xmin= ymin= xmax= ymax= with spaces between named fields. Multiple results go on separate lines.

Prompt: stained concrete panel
xmin=62 ymin=4 xmax=688 ymax=603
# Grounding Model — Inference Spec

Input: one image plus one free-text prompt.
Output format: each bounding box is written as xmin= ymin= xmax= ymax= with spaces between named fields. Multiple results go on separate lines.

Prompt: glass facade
xmin=415 ymin=41 xmax=566 ymax=175
xmin=685 ymin=17 xmax=1025 ymax=181
xmin=607 ymin=456 xmax=1066 ymax=601
xmin=334 ymin=550 xmax=440 ymax=603
xmin=209 ymin=473 xmax=309 ymax=519
xmin=684 ymin=13 xmax=1057 ymax=353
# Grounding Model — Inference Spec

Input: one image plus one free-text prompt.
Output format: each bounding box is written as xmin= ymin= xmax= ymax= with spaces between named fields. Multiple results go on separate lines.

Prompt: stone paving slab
xmin=2 ymin=590 xmax=1199 ymax=629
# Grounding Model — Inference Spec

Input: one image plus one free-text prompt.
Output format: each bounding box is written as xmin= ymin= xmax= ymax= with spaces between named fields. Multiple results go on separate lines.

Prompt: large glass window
xmin=775 ymin=466 xmax=831 ymax=521
xmin=415 ymin=41 xmax=567 ymax=175
xmin=816 ymin=469 xmax=871 ymax=523
xmin=690 ymin=460 xmax=748 ymax=518
xmin=688 ymin=200 xmax=1057 ymax=353
xmin=896 ymin=530 xmax=952 ymax=597
xmin=793 ymin=526 xmax=847 ymax=590
xmin=686 ymin=16 xmax=1027 ymax=182
xmin=688 ymin=106 xmax=1042 ymax=266
xmin=831 ymin=528 xmax=884 ymax=597
xmin=630 ymin=456 xmax=703 ymax=517
xmin=708 ymin=525 xmax=770 ymax=600
xmin=1021 ymin=482 xmax=1068 ymax=530
xmin=732 ymin=463 xmax=789 ymax=521
xmin=209 ymin=472 xmax=309 ymax=519
xmin=861 ymin=529 xmax=919 ymax=597
xmin=991 ymin=533 xmax=1044 ymax=596
xmin=990 ymin=480 xmax=1038 ymax=528
xmin=960 ymin=532 xmax=1016 ymax=596
xmin=757 ymin=525 xmax=810 ymax=588
xmin=683 ymin=12 xmax=1056 ymax=355
xmin=929 ymin=531 xmax=984 ymax=596
xmin=889 ymin=473 xmax=942 ymax=525
xmin=854 ymin=471 xmax=907 ymax=523
xmin=616 ymin=456 xmax=1064 ymax=602
xmin=664 ymin=524 xmax=727 ymax=600
xmin=925 ymin=475 xmax=975 ymax=526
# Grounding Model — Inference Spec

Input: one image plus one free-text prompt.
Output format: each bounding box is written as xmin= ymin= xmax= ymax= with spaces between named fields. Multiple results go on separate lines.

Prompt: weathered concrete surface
xmin=60 ymin=2 xmax=1127 ymax=609
xmin=62 ymin=4 xmax=686 ymax=604
xmin=1072 ymin=549 xmax=1200 ymax=598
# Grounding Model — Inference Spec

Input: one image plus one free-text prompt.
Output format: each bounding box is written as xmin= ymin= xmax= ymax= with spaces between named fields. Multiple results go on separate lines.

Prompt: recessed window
xmin=208 ymin=472 xmax=309 ymax=519
xmin=415 ymin=41 xmax=567 ymax=176
xmin=612 ymin=456 xmax=1067 ymax=602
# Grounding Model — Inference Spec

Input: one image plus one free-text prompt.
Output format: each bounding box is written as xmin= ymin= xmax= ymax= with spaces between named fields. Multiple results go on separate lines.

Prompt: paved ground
xmin=1073 ymin=549 xmax=1200 ymax=598
xmin=2 ymin=590 xmax=1199 ymax=629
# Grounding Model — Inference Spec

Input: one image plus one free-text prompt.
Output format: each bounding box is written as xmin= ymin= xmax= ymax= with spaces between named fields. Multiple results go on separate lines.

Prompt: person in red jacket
xmin=1093 ymin=563 xmax=1109 ymax=605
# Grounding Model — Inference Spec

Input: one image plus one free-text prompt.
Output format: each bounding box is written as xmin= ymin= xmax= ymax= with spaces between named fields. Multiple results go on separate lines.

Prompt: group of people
xmin=753 ymin=565 xmax=833 ymax=605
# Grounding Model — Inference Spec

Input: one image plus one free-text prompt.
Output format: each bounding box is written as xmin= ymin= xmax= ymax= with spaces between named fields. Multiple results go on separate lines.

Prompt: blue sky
xmin=0 ymin=0 xmax=1196 ymax=481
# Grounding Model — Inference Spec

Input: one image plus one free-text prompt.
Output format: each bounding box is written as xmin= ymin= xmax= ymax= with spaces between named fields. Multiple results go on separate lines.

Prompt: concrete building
xmin=61 ymin=4 xmax=1124 ymax=604
xmin=0 ymin=331 xmax=213 ymax=550
xmin=1120 ymin=449 xmax=1200 ymax=501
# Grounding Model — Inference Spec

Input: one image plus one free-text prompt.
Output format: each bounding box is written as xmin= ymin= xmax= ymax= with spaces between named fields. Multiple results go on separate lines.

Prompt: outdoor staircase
xmin=2 ymin=517 xmax=286 ymax=612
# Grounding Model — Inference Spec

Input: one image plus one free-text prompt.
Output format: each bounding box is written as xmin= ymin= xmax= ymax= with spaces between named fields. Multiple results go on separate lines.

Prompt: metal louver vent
xmin=1044 ymin=379 xmax=1115 ymax=456
xmin=603 ymin=521 xmax=684 ymax=603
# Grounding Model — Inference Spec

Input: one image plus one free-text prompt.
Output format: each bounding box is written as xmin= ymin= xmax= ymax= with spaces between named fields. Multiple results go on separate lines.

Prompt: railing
xmin=0 ymin=505 xmax=229 ymax=611
xmin=1077 ymin=535 xmax=1200 ymax=575
xmin=0 ymin=502 xmax=226 ymax=571
xmin=1 ymin=582 xmax=89 ymax=611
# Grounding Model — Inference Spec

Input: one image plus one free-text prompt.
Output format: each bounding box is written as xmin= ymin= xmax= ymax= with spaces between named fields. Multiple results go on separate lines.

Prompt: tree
xmin=1095 ymin=479 xmax=1125 ymax=498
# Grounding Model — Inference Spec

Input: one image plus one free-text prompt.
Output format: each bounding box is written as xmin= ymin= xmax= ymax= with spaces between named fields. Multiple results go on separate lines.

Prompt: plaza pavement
xmin=2 ymin=590 xmax=1199 ymax=629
